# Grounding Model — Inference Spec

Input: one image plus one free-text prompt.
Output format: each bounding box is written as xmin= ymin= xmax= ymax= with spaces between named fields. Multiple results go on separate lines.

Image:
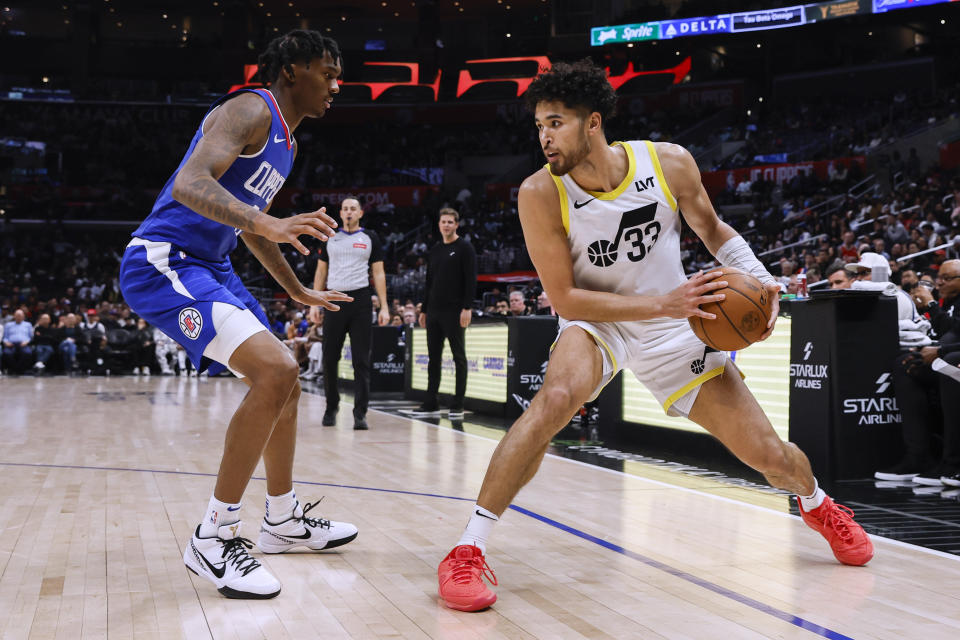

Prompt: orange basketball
xmin=688 ymin=267 xmax=773 ymax=351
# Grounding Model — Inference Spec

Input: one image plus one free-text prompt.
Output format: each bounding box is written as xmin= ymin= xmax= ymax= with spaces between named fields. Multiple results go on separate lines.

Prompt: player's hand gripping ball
xmin=688 ymin=267 xmax=773 ymax=351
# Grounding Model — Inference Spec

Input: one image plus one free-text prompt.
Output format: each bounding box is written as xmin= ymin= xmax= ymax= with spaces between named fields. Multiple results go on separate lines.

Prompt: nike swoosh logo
xmin=475 ymin=509 xmax=497 ymax=521
xmin=274 ymin=134 xmax=285 ymax=144
xmin=573 ymin=198 xmax=595 ymax=209
xmin=226 ymin=505 xmax=241 ymax=511
xmin=278 ymin=529 xmax=312 ymax=540
xmin=192 ymin=541 xmax=226 ymax=579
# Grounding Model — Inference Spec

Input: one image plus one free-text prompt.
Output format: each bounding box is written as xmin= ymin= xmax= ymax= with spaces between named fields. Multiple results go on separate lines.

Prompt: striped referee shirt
xmin=318 ymin=228 xmax=385 ymax=291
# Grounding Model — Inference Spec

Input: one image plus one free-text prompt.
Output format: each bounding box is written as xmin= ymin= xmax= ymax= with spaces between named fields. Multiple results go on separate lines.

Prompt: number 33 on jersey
xmin=549 ymin=140 xmax=688 ymax=299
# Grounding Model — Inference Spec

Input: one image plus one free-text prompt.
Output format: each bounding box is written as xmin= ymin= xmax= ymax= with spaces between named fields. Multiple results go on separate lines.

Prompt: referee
xmin=416 ymin=207 xmax=477 ymax=417
xmin=310 ymin=198 xmax=390 ymax=430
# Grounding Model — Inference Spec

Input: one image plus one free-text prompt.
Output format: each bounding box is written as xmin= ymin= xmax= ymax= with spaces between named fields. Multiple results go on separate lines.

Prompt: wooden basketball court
xmin=2 ymin=375 xmax=958 ymax=639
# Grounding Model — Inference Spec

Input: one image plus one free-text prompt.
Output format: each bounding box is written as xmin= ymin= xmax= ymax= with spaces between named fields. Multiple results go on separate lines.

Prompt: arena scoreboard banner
xmin=621 ymin=319 xmax=791 ymax=441
xmin=408 ymin=325 xmax=509 ymax=403
xmin=590 ymin=0 xmax=953 ymax=45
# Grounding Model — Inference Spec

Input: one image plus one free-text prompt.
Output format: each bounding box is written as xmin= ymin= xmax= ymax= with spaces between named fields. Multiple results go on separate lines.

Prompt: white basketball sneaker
xmin=183 ymin=522 xmax=281 ymax=599
xmin=257 ymin=499 xmax=358 ymax=554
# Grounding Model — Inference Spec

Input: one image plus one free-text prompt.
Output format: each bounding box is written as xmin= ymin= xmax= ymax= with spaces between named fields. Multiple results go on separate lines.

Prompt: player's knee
xmin=250 ymin=353 xmax=298 ymax=396
xmin=533 ymin=384 xmax=580 ymax=424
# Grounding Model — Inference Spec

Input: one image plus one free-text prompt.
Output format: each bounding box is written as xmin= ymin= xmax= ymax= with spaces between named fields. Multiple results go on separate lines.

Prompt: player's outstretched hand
xmin=293 ymin=287 xmax=353 ymax=312
xmin=662 ymin=270 xmax=726 ymax=320
xmin=758 ymin=281 xmax=781 ymax=341
xmin=263 ymin=207 xmax=339 ymax=255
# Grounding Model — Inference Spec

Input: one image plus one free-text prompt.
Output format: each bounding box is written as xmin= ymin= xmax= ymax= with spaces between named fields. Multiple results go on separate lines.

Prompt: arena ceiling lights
xmin=589 ymin=0 xmax=954 ymax=46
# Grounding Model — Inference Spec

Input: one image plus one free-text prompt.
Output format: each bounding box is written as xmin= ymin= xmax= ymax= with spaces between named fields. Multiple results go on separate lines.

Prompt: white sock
xmin=799 ymin=479 xmax=826 ymax=511
xmin=456 ymin=504 xmax=499 ymax=553
xmin=265 ymin=489 xmax=297 ymax=523
xmin=198 ymin=495 xmax=241 ymax=538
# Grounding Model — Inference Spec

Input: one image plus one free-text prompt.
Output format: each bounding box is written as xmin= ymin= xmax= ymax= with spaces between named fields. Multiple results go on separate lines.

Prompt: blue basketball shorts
xmin=119 ymin=238 xmax=270 ymax=376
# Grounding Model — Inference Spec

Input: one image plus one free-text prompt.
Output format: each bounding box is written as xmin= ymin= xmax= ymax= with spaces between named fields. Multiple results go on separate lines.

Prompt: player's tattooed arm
xmin=172 ymin=93 xmax=272 ymax=234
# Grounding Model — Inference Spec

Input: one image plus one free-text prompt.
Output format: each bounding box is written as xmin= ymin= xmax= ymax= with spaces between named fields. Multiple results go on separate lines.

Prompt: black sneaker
xmin=353 ymin=417 xmax=368 ymax=430
xmin=914 ymin=464 xmax=953 ymax=486
xmin=874 ymin=458 xmax=929 ymax=481
xmin=448 ymin=401 xmax=464 ymax=418
xmin=321 ymin=410 xmax=337 ymax=427
xmin=411 ymin=400 xmax=441 ymax=415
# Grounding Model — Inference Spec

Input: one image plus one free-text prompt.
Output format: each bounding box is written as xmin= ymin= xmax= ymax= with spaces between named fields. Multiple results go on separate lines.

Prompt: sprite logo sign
xmin=591 ymin=22 xmax=660 ymax=46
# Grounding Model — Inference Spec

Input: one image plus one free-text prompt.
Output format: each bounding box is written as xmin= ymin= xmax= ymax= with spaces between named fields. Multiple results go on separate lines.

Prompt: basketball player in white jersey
xmin=437 ymin=59 xmax=873 ymax=612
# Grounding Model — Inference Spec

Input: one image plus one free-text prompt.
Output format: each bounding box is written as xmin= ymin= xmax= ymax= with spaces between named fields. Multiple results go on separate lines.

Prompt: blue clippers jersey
xmin=133 ymin=88 xmax=295 ymax=262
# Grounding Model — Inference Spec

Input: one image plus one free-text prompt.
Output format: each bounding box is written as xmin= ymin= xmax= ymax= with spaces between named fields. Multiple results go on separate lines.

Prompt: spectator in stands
xmin=131 ymin=318 xmax=154 ymax=376
xmin=299 ymin=318 xmax=324 ymax=382
xmin=508 ymin=290 xmax=529 ymax=316
xmin=777 ymin=260 xmax=796 ymax=289
xmin=390 ymin=314 xmax=402 ymax=327
xmin=57 ymin=313 xmax=80 ymax=373
xmin=535 ymin=290 xmax=554 ymax=316
xmin=947 ymin=235 xmax=960 ymax=261
xmin=494 ymin=298 xmax=509 ymax=315
xmin=877 ymin=259 xmax=960 ymax=485
xmin=838 ymin=231 xmax=859 ymax=263
xmin=153 ymin=327 xmax=177 ymax=375
xmin=79 ymin=309 xmax=107 ymax=371
xmin=2 ymin=309 xmax=34 ymax=374
xmin=826 ymin=265 xmax=853 ymax=290
xmin=873 ymin=238 xmax=890 ymax=260
xmin=900 ymin=269 xmax=920 ymax=292
xmin=32 ymin=313 xmax=59 ymax=373
xmin=402 ymin=309 xmax=417 ymax=327
xmin=919 ymin=221 xmax=941 ymax=248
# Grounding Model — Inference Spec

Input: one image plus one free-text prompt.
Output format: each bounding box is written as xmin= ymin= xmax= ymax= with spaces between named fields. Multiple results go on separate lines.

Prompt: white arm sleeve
xmin=714 ymin=235 xmax=777 ymax=286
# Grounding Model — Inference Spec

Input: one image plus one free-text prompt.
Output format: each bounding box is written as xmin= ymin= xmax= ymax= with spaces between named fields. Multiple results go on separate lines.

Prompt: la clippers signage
xmin=701 ymin=157 xmax=866 ymax=198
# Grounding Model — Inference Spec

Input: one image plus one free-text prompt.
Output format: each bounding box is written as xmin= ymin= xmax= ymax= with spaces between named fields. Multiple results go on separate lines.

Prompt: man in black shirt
xmin=416 ymin=208 xmax=477 ymax=417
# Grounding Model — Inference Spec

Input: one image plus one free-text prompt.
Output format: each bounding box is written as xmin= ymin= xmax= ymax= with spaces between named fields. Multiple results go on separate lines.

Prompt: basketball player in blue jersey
xmin=437 ymin=59 xmax=873 ymax=612
xmin=119 ymin=31 xmax=359 ymax=600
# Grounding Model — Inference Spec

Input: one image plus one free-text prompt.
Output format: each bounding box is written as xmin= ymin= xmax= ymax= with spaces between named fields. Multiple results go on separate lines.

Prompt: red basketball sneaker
xmin=797 ymin=496 xmax=874 ymax=566
xmin=437 ymin=545 xmax=498 ymax=611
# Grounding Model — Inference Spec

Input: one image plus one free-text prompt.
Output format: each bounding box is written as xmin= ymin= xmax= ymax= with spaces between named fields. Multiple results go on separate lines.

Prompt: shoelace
xmin=450 ymin=552 xmax=498 ymax=587
xmin=221 ymin=536 xmax=261 ymax=576
xmin=822 ymin=503 xmax=857 ymax=542
xmin=298 ymin=499 xmax=331 ymax=530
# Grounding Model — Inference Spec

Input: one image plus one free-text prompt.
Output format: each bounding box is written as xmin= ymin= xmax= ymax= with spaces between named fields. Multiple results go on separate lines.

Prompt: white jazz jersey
xmin=548 ymin=140 xmax=734 ymax=417
xmin=551 ymin=140 xmax=685 ymax=306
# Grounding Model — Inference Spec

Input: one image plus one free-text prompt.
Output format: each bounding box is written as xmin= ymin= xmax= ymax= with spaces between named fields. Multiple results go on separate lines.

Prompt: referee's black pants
xmin=426 ymin=308 xmax=467 ymax=404
xmin=323 ymin=288 xmax=373 ymax=419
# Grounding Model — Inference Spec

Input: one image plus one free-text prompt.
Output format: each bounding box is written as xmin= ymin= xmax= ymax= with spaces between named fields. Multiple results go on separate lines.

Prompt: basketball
xmin=688 ymin=267 xmax=773 ymax=351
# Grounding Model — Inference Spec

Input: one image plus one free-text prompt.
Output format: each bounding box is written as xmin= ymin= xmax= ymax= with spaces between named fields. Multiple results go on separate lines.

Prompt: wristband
xmin=715 ymin=235 xmax=777 ymax=286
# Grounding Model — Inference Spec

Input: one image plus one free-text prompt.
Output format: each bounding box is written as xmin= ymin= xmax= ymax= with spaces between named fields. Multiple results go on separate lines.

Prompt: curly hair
xmin=255 ymin=30 xmax=342 ymax=84
xmin=524 ymin=58 xmax=617 ymax=125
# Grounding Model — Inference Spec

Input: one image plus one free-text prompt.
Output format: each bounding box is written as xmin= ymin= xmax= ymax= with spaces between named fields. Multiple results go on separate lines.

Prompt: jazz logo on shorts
xmin=179 ymin=307 xmax=203 ymax=340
